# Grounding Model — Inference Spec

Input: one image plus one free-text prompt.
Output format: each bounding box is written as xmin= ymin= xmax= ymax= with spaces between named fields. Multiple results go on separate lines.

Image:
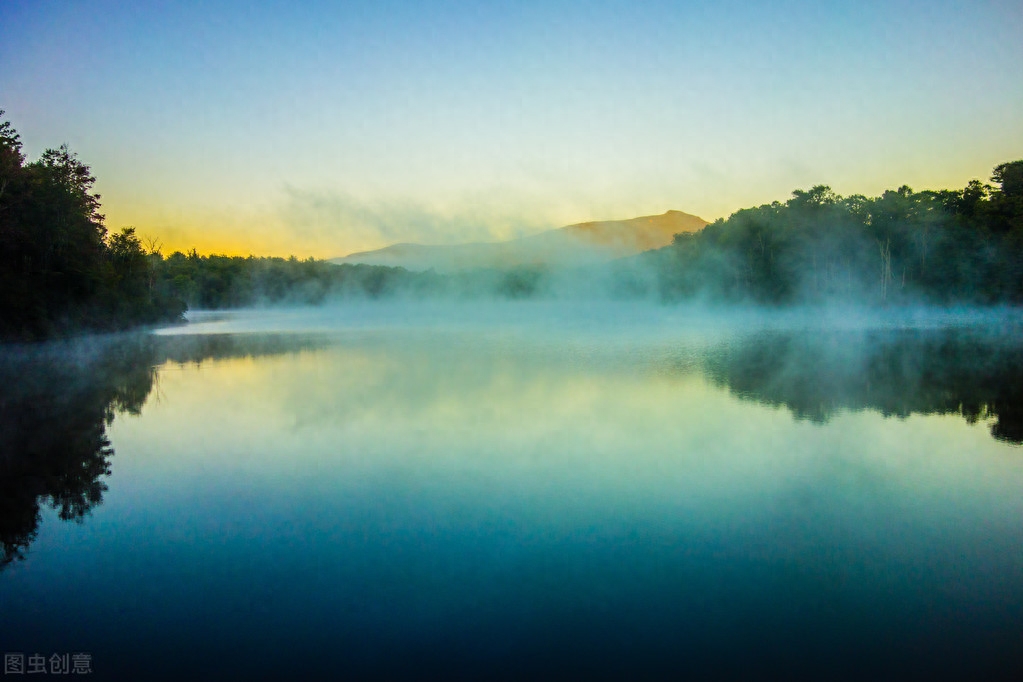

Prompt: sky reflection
xmin=1 ymin=315 xmax=1021 ymax=678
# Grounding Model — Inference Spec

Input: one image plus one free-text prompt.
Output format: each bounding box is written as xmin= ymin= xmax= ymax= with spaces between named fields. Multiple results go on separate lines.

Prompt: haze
xmin=2 ymin=0 xmax=1021 ymax=257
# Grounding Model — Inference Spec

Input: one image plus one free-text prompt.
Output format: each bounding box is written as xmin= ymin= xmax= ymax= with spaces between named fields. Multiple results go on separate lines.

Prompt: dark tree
xmin=648 ymin=160 xmax=1023 ymax=306
xmin=0 ymin=114 xmax=184 ymax=340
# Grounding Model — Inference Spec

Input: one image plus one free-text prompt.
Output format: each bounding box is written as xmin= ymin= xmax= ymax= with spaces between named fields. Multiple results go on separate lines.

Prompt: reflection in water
xmin=2 ymin=324 xmax=1020 ymax=569
xmin=695 ymin=328 xmax=1023 ymax=444
xmin=0 ymin=333 xmax=326 ymax=567
xmin=1 ymin=317 xmax=1022 ymax=678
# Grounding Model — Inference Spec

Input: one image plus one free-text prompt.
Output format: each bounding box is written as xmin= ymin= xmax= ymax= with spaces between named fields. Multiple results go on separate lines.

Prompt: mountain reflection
xmin=694 ymin=328 xmax=1023 ymax=445
xmin=0 ymin=333 xmax=326 ymax=568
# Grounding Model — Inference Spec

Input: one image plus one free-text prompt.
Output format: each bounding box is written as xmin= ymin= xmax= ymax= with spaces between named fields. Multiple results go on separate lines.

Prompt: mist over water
xmin=2 ymin=303 xmax=1022 ymax=679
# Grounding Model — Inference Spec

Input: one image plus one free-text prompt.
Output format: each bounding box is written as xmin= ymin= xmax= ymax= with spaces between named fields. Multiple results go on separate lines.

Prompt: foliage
xmin=150 ymin=252 xmax=553 ymax=308
xmin=3 ymin=108 xmax=1021 ymax=325
xmin=0 ymin=113 xmax=185 ymax=340
xmin=648 ymin=162 xmax=1023 ymax=304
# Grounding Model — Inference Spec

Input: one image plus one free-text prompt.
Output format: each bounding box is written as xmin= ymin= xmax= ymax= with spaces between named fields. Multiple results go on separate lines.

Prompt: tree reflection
xmin=3 ymin=324 xmax=1020 ymax=568
xmin=694 ymin=328 xmax=1023 ymax=445
xmin=0 ymin=333 xmax=326 ymax=568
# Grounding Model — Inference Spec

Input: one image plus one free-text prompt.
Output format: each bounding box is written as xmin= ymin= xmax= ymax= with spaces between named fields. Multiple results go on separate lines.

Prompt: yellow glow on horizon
xmin=98 ymin=146 xmax=1015 ymax=261
xmin=103 ymin=206 xmax=343 ymax=259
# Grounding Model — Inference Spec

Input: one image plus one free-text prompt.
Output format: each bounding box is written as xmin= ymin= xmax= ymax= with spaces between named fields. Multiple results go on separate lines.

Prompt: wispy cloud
xmin=277 ymin=187 xmax=557 ymax=255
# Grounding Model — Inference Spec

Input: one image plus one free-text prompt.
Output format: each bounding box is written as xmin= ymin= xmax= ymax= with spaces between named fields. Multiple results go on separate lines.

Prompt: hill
xmin=331 ymin=210 xmax=708 ymax=272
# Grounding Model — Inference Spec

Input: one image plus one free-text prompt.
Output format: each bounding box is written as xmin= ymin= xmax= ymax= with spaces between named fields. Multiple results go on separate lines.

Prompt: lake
xmin=1 ymin=303 xmax=1021 ymax=680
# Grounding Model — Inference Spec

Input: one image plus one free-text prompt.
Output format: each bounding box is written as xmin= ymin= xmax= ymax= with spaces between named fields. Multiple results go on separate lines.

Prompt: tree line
xmin=2 ymin=107 xmax=1022 ymax=341
xmin=0 ymin=111 xmax=553 ymax=337
xmin=164 ymin=161 xmax=1023 ymax=308
xmin=647 ymin=163 xmax=1023 ymax=304
xmin=0 ymin=112 xmax=186 ymax=340
xmin=154 ymin=252 xmax=549 ymax=309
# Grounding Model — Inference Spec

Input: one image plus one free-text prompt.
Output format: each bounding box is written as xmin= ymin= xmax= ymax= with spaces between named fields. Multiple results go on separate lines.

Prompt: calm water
xmin=2 ymin=304 xmax=1022 ymax=680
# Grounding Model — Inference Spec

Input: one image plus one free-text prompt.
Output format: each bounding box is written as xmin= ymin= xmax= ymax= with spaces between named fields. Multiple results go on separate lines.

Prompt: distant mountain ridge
xmin=331 ymin=210 xmax=708 ymax=272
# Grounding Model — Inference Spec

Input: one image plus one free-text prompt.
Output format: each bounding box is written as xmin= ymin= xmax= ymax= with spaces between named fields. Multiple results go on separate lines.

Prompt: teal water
xmin=2 ymin=304 xmax=1022 ymax=679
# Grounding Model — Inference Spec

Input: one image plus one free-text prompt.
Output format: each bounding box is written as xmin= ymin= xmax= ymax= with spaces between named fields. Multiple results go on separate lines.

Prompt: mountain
xmin=330 ymin=210 xmax=709 ymax=272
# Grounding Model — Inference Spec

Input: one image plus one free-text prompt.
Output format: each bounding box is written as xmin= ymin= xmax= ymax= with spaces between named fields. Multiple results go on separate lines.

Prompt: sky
xmin=2 ymin=0 xmax=1022 ymax=257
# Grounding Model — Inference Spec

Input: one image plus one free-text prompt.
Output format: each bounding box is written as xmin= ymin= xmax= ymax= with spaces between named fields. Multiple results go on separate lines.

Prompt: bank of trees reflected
xmin=2 ymin=326 xmax=1020 ymax=568
xmin=694 ymin=328 xmax=1023 ymax=445
xmin=0 ymin=333 xmax=326 ymax=568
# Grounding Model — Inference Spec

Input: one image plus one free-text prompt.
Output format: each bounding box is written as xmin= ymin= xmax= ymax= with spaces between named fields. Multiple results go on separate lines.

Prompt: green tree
xmin=0 ymin=113 xmax=185 ymax=339
xmin=992 ymin=161 xmax=1023 ymax=198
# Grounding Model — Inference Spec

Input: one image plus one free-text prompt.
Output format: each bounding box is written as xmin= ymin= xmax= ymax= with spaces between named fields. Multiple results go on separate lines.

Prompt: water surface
xmin=2 ymin=304 xmax=1021 ymax=679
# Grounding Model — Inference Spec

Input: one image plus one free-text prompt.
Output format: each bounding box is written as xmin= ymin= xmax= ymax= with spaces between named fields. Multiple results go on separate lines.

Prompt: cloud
xmin=277 ymin=187 xmax=557 ymax=256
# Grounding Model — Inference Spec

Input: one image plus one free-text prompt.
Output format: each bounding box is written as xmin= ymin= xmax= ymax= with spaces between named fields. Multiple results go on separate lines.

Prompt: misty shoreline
xmin=4 ymin=102 xmax=1021 ymax=343
xmin=157 ymin=301 xmax=1023 ymax=339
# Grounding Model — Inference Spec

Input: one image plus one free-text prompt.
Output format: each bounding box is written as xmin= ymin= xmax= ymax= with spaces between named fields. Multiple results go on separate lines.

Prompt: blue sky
xmin=2 ymin=0 xmax=1021 ymax=256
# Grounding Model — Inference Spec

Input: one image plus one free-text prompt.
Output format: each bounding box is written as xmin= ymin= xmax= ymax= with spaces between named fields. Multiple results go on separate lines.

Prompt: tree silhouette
xmin=646 ymin=161 xmax=1023 ymax=305
xmin=0 ymin=113 xmax=184 ymax=340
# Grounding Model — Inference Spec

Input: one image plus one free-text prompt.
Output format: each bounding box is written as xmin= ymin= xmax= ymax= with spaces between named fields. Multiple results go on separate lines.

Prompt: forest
xmin=0 ymin=112 xmax=185 ymax=340
xmin=154 ymin=251 xmax=550 ymax=309
xmin=154 ymin=160 xmax=1023 ymax=308
xmin=2 ymin=108 xmax=1021 ymax=341
xmin=647 ymin=164 xmax=1023 ymax=304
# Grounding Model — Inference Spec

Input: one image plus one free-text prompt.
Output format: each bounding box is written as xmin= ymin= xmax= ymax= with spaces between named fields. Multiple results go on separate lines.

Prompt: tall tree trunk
xmin=879 ymin=237 xmax=893 ymax=302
